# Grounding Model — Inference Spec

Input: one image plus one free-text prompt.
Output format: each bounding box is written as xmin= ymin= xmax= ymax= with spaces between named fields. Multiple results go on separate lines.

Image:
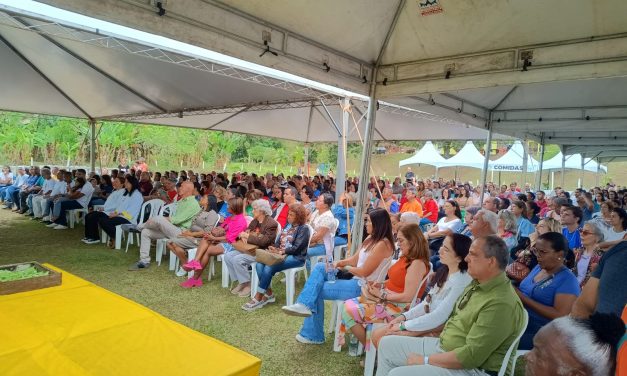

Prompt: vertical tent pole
xmin=561 ymin=150 xmax=566 ymax=188
xmin=479 ymin=112 xmax=493 ymax=200
xmin=335 ymin=97 xmax=349 ymax=203
xmin=89 ymin=119 xmax=96 ymax=173
xmin=350 ymin=71 xmax=378 ymax=257
xmin=580 ymin=153 xmax=586 ymax=189
xmin=596 ymin=158 xmax=600 ymax=187
xmin=520 ymin=140 xmax=528 ymax=187
xmin=304 ymin=144 xmax=310 ymax=176
xmin=536 ymin=133 xmax=545 ymax=191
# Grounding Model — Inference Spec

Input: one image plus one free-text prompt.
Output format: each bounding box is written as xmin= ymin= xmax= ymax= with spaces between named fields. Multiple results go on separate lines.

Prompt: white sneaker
xmin=54 ymin=225 xmax=68 ymax=230
xmin=46 ymin=223 xmax=58 ymax=228
xmin=42 ymin=216 xmax=50 ymax=221
xmin=84 ymin=239 xmax=101 ymax=245
xmin=281 ymin=303 xmax=312 ymax=317
xmin=295 ymin=334 xmax=324 ymax=345
xmin=175 ymin=267 xmax=187 ymax=277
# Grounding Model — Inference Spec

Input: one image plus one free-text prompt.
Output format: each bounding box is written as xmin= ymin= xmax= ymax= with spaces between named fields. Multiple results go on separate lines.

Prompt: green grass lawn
xmin=0 ymin=209 xmax=362 ymax=376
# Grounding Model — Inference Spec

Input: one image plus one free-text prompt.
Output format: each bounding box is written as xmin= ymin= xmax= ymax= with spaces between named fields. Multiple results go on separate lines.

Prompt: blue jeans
xmin=307 ymin=244 xmax=326 ymax=258
xmin=0 ymin=186 xmax=9 ymax=200
xmin=296 ymin=263 xmax=362 ymax=342
xmin=3 ymin=186 xmax=18 ymax=203
xmin=419 ymin=218 xmax=432 ymax=232
xmin=255 ymin=255 xmax=304 ymax=294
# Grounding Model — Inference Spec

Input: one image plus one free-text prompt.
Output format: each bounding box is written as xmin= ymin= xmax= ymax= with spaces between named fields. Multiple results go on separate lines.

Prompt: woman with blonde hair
xmin=340 ymin=223 xmax=430 ymax=347
xmin=498 ymin=209 xmax=518 ymax=251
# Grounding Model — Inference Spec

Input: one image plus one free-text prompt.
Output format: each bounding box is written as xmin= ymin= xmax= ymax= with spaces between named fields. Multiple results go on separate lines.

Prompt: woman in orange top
xmin=340 ymin=223 xmax=430 ymax=347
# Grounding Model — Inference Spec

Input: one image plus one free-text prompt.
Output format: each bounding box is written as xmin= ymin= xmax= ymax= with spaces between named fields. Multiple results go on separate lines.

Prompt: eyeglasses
xmin=530 ymin=246 xmax=551 ymax=257
xmin=578 ymin=229 xmax=594 ymax=236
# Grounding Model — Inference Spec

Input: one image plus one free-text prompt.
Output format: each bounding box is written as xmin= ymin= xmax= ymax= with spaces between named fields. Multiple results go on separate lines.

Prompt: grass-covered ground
xmin=0 ymin=209 xmax=362 ymax=376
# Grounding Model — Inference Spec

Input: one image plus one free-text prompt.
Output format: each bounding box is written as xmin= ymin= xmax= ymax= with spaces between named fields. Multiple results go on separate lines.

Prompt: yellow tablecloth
xmin=0 ymin=264 xmax=261 ymax=376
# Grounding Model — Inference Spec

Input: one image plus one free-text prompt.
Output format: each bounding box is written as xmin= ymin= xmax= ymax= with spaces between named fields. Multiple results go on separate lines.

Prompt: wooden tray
xmin=0 ymin=262 xmax=62 ymax=295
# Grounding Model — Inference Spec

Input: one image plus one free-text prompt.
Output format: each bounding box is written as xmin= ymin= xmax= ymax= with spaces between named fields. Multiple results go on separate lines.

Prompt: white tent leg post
xmin=520 ymin=140 xmax=528 ymax=187
xmin=350 ymin=74 xmax=378 ymax=257
xmin=335 ymin=97 xmax=349 ymax=203
xmin=479 ymin=112 xmax=493 ymax=199
xmin=535 ymin=133 xmax=545 ymax=191
xmin=89 ymin=119 xmax=96 ymax=174
xmin=304 ymin=143 xmax=310 ymax=176
xmin=596 ymin=159 xmax=600 ymax=187
xmin=561 ymin=150 xmax=566 ymax=188
xmin=551 ymin=171 xmax=554 ymax=191
xmin=580 ymin=153 xmax=586 ymax=188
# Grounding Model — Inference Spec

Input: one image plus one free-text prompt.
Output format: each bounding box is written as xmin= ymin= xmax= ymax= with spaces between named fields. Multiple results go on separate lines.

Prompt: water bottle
xmin=326 ymin=255 xmax=336 ymax=283
xmin=348 ymin=333 xmax=359 ymax=356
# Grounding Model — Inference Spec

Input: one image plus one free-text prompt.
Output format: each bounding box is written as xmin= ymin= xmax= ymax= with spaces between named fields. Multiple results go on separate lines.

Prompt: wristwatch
xmin=399 ymin=322 xmax=407 ymax=331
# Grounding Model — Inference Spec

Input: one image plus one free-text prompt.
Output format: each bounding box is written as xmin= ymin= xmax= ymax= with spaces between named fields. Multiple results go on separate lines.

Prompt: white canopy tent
xmin=489 ymin=141 xmax=540 ymax=173
xmin=543 ymin=152 xmax=608 ymax=173
xmin=13 ymin=0 xmax=627 ymax=252
xmin=398 ymin=141 xmax=447 ymax=168
xmin=438 ymin=141 xmax=486 ymax=170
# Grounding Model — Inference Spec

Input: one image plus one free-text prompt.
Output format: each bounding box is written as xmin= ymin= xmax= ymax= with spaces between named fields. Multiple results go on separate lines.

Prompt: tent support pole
xmin=596 ymin=158 xmax=600 ymax=186
xmin=350 ymin=71 xmax=378 ymax=257
xmin=536 ymin=133 xmax=546 ymax=191
xmin=561 ymin=149 xmax=566 ymax=188
xmin=89 ymin=119 xmax=96 ymax=173
xmin=479 ymin=112 xmax=493 ymax=200
xmin=520 ymin=140 xmax=528 ymax=187
xmin=335 ymin=97 xmax=349 ymax=203
xmin=580 ymin=153 xmax=586 ymax=188
xmin=304 ymin=143 xmax=310 ymax=176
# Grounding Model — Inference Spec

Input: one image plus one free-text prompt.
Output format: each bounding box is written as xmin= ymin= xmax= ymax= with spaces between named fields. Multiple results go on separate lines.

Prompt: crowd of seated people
xmin=4 ymin=163 xmax=627 ymax=375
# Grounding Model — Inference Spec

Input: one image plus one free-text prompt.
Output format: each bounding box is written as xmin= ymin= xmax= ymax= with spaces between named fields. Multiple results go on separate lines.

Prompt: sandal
xmin=242 ymin=298 xmax=267 ymax=311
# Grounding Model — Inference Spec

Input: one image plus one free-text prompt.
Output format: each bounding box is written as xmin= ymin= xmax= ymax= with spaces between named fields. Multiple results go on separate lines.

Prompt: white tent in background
xmin=438 ymin=141 xmax=486 ymax=169
xmin=398 ymin=141 xmax=447 ymax=168
xmin=543 ymin=152 xmax=608 ymax=173
xmin=489 ymin=141 xmax=540 ymax=172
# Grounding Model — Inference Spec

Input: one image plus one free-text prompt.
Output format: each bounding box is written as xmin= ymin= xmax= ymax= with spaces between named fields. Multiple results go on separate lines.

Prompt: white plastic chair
xmin=171 ymin=215 xmax=221 ymax=274
xmin=498 ymin=310 xmax=529 ymax=376
xmin=124 ymin=199 xmax=165 ymax=253
xmin=362 ymin=269 xmax=432 ymax=376
xmin=67 ymin=207 xmax=88 ymax=228
xmin=154 ymin=203 xmax=178 ymax=265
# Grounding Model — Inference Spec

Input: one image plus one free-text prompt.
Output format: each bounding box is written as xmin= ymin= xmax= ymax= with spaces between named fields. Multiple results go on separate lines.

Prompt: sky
xmin=0 ymin=0 xmax=368 ymax=100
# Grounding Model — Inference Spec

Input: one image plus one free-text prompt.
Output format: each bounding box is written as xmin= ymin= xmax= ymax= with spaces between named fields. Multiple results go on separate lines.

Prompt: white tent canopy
xmin=0 ymin=5 xmax=492 ymax=143
xmin=438 ymin=141 xmax=486 ymax=170
xmin=398 ymin=141 xmax=447 ymax=168
xmin=489 ymin=141 xmax=540 ymax=173
xmin=542 ymin=152 xmax=608 ymax=174
xmin=38 ymin=0 xmax=627 ymax=161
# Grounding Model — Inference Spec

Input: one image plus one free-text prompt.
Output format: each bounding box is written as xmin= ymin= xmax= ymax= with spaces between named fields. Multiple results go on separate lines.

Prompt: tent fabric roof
xmin=489 ymin=141 xmax=540 ymax=173
xmin=542 ymin=152 xmax=608 ymax=174
xmin=0 ymin=7 xmax=493 ymax=143
xmin=398 ymin=141 xmax=447 ymax=168
xmin=437 ymin=141 xmax=486 ymax=170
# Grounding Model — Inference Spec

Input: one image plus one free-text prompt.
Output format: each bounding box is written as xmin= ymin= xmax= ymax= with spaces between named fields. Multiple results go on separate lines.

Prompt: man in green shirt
xmin=129 ymin=181 xmax=200 ymax=271
xmin=376 ymin=235 xmax=525 ymax=376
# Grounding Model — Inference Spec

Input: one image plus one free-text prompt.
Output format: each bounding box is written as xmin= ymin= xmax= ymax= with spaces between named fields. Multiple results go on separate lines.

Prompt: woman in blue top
xmin=515 ymin=231 xmax=581 ymax=349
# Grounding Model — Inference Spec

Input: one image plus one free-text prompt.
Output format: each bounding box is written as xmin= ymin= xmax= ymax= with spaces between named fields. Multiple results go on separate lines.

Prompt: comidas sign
xmin=492 ymin=165 xmax=523 ymax=171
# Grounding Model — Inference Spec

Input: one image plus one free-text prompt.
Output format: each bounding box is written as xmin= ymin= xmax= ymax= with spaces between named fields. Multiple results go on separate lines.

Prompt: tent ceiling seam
xmin=205 ymin=105 xmax=252 ymax=130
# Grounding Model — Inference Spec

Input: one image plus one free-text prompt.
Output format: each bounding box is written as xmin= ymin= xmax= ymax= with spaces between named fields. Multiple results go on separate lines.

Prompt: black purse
xmin=335 ymin=270 xmax=354 ymax=280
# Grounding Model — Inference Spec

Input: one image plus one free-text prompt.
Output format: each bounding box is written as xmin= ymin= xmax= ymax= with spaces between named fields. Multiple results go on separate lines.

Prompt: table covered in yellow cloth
xmin=0 ymin=264 xmax=261 ymax=376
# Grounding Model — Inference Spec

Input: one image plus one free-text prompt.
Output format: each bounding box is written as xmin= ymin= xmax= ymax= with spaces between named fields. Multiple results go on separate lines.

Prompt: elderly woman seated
xmin=242 ymin=203 xmax=311 ymax=311
xmin=498 ymin=209 xmax=519 ymax=252
xmin=570 ymin=222 xmax=604 ymax=288
xmin=224 ymin=199 xmax=278 ymax=297
xmin=515 ymin=232 xmax=581 ymax=350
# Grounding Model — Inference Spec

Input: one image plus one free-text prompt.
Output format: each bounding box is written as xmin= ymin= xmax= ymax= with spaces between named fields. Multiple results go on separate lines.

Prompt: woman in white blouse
xmin=371 ymin=233 xmax=473 ymax=347
xmin=425 ymin=200 xmax=463 ymax=240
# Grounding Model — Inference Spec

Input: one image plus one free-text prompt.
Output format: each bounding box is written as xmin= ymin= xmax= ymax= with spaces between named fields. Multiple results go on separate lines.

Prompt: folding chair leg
xmin=115 ymin=226 xmax=123 ymax=249
xmin=250 ymin=263 xmax=258 ymax=298
xmin=332 ymin=301 xmax=343 ymax=352
xmin=220 ymin=256 xmax=230 ymax=288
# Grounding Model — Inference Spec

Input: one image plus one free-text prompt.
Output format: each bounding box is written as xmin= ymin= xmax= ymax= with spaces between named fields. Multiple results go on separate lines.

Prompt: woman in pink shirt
xmin=181 ymin=197 xmax=248 ymax=288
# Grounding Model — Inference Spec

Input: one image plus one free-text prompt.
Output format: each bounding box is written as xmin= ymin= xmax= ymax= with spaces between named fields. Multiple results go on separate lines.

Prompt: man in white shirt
xmin=42 ymin=171 xmax=71 ymax=223
xmin=30 ymin=168 xmax=55 ymax=219
xmin=49 ymin=172 xmax=95 ymax=230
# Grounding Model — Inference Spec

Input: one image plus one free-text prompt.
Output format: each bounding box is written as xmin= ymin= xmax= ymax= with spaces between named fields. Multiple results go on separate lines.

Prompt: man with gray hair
xmin=525 ymin=312 xmax=624 ymax=376
xmin=469 ymin=209 xmax=498 ymax=239
xmin=376 ymin=235 xmax=525 ymax=376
